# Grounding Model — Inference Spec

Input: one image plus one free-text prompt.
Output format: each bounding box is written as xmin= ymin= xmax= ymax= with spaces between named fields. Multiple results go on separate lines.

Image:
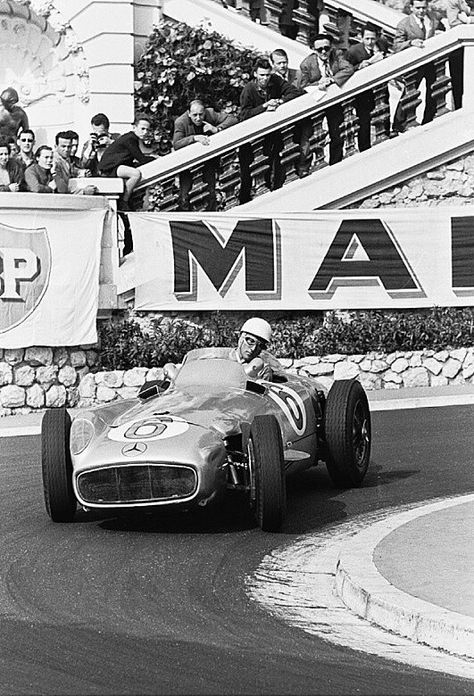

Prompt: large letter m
xmin=170 ymin=219 xmax=280 ymax=301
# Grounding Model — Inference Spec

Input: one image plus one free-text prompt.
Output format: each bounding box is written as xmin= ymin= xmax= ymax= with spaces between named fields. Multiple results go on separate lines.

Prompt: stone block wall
xmin=0 ymin=347 xmax=99 ymax=417
xmin=352 ymin=154 xmax=474 ymax=209
xmin=1 ymin=345 xmax=473 ymax=415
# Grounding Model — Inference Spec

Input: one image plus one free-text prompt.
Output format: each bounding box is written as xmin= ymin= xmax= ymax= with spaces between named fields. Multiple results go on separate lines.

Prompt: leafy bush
xmin=134 ymin=20 xmax=262 ymax=153
xmin=97 ymin=308 xmax=474 ymax=370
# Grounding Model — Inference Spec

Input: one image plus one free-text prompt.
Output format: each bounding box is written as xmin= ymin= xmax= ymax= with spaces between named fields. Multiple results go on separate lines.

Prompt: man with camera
xmin=80 ymin=113 xmax=116 ymax=176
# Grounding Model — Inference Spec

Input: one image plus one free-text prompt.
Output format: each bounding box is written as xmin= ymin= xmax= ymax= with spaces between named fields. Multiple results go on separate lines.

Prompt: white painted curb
xmin=335 ymin=495 xmax=474 ymax=658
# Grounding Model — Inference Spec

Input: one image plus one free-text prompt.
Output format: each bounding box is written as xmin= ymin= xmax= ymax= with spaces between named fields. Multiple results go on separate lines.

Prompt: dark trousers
xmin=393 ymin=63 xmax=437 ymax=132
xmin=296 ymin=105 xmax=344 ymax=169
xmin=238 ymin=133 xmax=285 ymax=204
xmin=354 ymin=90 xmax=375 ymax=152
xmin=178 ymin=159 xmax=218 ymax=211
xmin=326 ymin=104 xmax=344 ymax=165
xmin=449 ymin=47 xmax=464 ymax=110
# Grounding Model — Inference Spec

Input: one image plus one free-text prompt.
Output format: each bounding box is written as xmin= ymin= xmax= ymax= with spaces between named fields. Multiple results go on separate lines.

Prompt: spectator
xmin=346 ymin=24 xmax=382 ymax=152
xmin=6 ymin=135 xmax=19 ymax=158
xmin=53 ymin=131 xmax=97 ymax=195
xmin=0 ymin=87 xmax=29 ymax=141
xmin=99 ymin=114 xmax=156 ymax=211
xmin=270 ymin=48 xmax=297 ymax=83
xmin=172 ymin=99 xmax=238 ymax=211
xmin=296 ymin=33 xmax=354 ymax=165
xmin=65 ymin=130 xmax=84 ymax=175
xmin=271 ymin=48 xmax=313 ymax=177
xmin=279 ymin=1 xmax=299 ymax=40
xmin=446 ymin=0 xmax=473 ymax=109
xmin=81 ymin=113 xmax=116 ymax=176
xmin=239 ymin=57 xmax=304 ymax=202
xmin=15 ymin=128 xmax=35 ymax=173
xmin=24 ymin=145 xmax=56 ymax=193
xmin=0 ymin=138 xmax=23 ymax=192
xmin=249 ymin=0 xmax=268 ymax=24
xmin=393 ymin=0 xmax=438 ymax=131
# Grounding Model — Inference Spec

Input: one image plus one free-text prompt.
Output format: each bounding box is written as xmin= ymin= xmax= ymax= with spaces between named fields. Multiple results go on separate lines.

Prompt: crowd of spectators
xmin=0 ymin=111 xmax=161 ymax=210
xmin=0 ymin=0 xmax=468 ymax=213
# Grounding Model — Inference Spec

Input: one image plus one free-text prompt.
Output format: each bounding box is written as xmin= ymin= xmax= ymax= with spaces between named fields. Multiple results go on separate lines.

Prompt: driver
xmin=163 ymin=317 xmax=273 ymax=381
xmin=229 ymin=317 xmax=273 ymax=380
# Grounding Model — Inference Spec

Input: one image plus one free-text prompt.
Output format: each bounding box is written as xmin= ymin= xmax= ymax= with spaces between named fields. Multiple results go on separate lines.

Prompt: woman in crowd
xmin=0 ymin=138 xmax=23 ymax=192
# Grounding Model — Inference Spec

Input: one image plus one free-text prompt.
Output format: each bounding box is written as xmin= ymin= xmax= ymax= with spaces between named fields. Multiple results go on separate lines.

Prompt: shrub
xmin=97 ymin=308 xmax=474 ymax=370
xmin=134 ymin=20 xmax=262 ymax=153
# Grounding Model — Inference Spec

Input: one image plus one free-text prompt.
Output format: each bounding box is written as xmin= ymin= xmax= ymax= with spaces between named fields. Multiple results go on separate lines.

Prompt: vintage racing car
xmin=41 ymin=348 xmax=371 ymax=532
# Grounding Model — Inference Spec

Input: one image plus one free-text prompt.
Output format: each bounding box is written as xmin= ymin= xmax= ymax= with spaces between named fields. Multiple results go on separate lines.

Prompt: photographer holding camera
xmin=80 ymin=113 xmax=116 ymax=176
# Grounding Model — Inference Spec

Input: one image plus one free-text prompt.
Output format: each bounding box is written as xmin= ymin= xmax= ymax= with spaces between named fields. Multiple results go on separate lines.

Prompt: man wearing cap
xmin=229 ymin=317 xmax=273 ymax=380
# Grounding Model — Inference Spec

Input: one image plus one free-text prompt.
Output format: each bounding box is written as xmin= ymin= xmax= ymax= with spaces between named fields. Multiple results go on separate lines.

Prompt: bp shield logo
xmin=0 ymin=222 xmax=51 ymax=333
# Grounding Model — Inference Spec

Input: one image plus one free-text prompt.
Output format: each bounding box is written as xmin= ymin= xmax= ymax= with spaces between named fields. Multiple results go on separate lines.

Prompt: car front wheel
xmin=324 ymin=379 xmax=371 ymax=488
xmin=247 ymin=415 xmax=286 ymax=532
xmin=41 ymin=408 xmax=76 ymax=522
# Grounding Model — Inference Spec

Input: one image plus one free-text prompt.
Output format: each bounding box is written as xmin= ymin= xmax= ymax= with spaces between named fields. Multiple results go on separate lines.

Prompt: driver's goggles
xmin=241 ymin=333 xmax=261 ymax=349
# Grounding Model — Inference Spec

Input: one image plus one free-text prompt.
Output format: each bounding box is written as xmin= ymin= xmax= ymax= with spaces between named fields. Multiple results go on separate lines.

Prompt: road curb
xmin=335 ymin=494 xmax=474 ymax=658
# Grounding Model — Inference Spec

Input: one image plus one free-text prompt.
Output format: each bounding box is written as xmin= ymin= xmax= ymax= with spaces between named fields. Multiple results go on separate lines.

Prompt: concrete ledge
xmin=335 ymin=495 xmax=474 ymax=658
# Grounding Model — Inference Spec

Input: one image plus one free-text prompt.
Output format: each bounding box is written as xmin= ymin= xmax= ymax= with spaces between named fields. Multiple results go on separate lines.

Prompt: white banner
xmin=127 ymin=209 xmax=474 ymax=310
xmin=0 ymin=208 xmax=106 ymax=348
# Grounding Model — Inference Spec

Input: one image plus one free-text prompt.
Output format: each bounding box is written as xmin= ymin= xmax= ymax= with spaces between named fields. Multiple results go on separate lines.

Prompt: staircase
xmin=164 ymin=0 xmax=402 ymax=55
xmin=135 ymin=25 xmax=474 ymax=214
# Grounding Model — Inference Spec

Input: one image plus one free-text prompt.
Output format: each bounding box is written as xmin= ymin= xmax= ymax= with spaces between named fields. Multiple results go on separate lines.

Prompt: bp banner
xmin=128 ymin=209 xmax=474 ymax=310
xmin=0 ymin=208 xmax=106 ymax=348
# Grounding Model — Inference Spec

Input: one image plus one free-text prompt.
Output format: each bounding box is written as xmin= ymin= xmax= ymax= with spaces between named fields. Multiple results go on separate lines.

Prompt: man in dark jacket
xmin=296 ymin=33 xmax=354 ymax=165
xmin=99 ymin=114 xmax=155 ymax=210
xmin=239 ymin=57 xmax=304 ymax=202
xmin=173 ymin=99 xmax=238 ymax=211
xmin=346 ymin=24 xmax=381 ymax=152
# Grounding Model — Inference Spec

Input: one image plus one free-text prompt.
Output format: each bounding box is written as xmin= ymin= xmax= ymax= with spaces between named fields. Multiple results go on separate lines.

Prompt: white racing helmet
xmin=240 ymin=317 xmax=272 ymax=344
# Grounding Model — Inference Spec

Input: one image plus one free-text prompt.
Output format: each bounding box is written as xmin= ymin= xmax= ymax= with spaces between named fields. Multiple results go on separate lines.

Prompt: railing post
xmin=250 ymin=137 xmax=272 ymax=197
xmin=371 ymin=83 xmax=391 ymax=145
xmin=218 ymin=148 xmax=241 ymax=210
xmin=309 ymin=112 xmax=328 ymax=171
xmin=264 ymin=0 xmax=283 ymax=33
xmin=340 ymin=98 xmax=359 ymax=159
xmin=431 ymin=56 xmax=451 ymax=119
xmin=293 ymin=0 xmax=314 ymax=46
xmin=280 ymin=123 xmax=301 ymax=184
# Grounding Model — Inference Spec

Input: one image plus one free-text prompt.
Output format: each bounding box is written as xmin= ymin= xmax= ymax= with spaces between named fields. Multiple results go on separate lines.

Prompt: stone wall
xmin=0 ymin=346 xmax=98 ymax=417
xmin=352 ymin=154 xmax=474 ymax=209
xmin=2 ymin=345 xmax=473 ymax=415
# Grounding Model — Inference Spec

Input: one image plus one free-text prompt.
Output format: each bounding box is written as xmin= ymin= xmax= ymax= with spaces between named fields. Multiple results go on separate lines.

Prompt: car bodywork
xmin=42 ymin=347 xmax=371 ymax=531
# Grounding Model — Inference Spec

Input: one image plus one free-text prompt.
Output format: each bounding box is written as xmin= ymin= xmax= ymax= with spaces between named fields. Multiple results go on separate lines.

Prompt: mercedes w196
xmin=41 ymin=348 xmax=371 ymax=532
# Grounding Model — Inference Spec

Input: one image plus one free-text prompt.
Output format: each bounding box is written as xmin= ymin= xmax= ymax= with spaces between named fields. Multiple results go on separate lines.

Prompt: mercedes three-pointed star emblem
xmin=122 ymin=442 xmax=147 ymax=457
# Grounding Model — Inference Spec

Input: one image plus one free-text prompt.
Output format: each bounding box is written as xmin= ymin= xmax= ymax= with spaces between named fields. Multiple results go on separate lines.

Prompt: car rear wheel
xmin=248 ymin=415 xmax=286 ymax=532
xmin=41 ymin=408 xmax=76 ymax=522
xmin=324 ymin=379 xmax=371 ymax=489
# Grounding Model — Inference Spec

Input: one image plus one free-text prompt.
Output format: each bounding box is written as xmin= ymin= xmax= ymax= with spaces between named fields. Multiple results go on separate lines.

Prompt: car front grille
xmin=76 ymin=464 xmax=197 ymax=505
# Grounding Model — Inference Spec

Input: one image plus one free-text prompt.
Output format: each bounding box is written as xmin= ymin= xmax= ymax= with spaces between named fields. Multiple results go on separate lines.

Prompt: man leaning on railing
xmin=239 ymin=57 xmax=304 ymax=203
xmin=172 ymin=99 xmax=238 ymax=211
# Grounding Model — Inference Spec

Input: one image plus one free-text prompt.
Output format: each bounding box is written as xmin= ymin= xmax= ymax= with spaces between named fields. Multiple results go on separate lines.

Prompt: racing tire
xmin=41 ymin=408 xmax=76 ymax=522
xmin=324 ymin=379 xmax=371 ymax=489
xmin=248 ymin=415 xmax=286 ymax=532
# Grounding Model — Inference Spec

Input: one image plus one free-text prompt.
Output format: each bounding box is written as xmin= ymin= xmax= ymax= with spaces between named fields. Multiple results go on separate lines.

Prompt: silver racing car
xmin=41 ymin=348 xmax=371 ymax=532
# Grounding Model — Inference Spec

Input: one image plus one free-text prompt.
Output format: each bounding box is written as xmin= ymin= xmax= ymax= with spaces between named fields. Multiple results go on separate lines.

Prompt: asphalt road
xmin=1 ymin=405 xmax=473 ymax=695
